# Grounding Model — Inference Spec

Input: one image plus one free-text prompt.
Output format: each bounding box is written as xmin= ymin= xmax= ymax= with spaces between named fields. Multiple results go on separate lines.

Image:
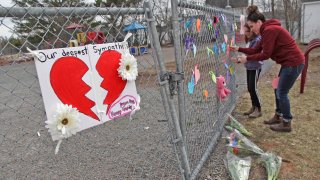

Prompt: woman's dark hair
xmin=246 ymin=5 xmax=266 ymax=23
xmin=244 ymin=23 xmax=257 ymax=43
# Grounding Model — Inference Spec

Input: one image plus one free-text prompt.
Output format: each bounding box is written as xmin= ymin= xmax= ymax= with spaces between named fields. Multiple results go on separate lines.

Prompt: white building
xmin=301 ymin=0 xmax=320 ymax=43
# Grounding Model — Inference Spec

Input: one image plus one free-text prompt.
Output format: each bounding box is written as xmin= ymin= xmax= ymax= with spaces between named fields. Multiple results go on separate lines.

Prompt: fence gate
xmin=0 ymin=0 xmax=240 ymax=179
xmin=170 ymin=1 xmax=240 ymax=179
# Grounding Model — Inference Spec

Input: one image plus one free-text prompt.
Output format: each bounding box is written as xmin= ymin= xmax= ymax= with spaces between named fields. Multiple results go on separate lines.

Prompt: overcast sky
xmin=0 ymin=1 xmax=13 ymax=7
xmin=1 ymin=1 xmax=15 ymax=38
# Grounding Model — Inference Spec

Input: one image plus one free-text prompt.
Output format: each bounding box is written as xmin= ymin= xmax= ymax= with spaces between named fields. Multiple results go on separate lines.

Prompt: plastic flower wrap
xmin=261 ymin=152 xmax=282 ymax=180
xmin=224 ymin=151 xmax=252 ymax=180
xmin=226 ymin=114 xmax=252 ymax=137
xmin=225 ymin=133 xmax=252 ymax=157
xmin=226 ymin=129 xmax=264 ymax=157
xmin=118 ymin=53 xmax=138 ymax=81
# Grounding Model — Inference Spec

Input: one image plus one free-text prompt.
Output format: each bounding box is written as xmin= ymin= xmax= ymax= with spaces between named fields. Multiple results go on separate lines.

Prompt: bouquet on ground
xmin=224 ymin=151 xmax=252 ymax=180
xmin=226 ymin=129 xmax=264 ymax=157
xmin=261 ymin=152 xmax=282 ymax=180
xmin=225 ymin=114 xmax=252 ymax=137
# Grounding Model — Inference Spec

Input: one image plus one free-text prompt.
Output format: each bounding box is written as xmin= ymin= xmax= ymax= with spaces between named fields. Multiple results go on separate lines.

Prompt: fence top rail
xmin=0 ymin=6 xmax=145 ymax=17
xmin=178 ymin=1 xmax=240 ymax=18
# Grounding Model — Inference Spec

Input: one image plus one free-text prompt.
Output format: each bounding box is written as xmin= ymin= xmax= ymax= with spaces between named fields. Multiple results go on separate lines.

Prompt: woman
xmin=231 ymin=5 xmax=305 ymax=132
xmin=242 ymin=23 xmax=263 ymax=118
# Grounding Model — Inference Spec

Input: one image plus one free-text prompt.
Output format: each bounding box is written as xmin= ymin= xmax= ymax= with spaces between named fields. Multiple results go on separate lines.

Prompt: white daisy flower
xmin=118 ymin=53 xmax=138 ymax=81
xmin=45 ymin=104 xmax=81 ymax=141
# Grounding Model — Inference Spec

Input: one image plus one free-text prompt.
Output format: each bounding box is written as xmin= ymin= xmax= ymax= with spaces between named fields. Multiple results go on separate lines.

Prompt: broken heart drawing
xmin=34 ymin=42 xmax=140 ymax=140
xmin=50 ymin=56 xmax=99 ymax=121
xmin=96 ymin=50 xmax=127 ymax=116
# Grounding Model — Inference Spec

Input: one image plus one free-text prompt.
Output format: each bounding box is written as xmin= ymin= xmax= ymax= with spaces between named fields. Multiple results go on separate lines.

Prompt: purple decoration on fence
xmin=185 ymin=35 xmax=195 ymax=51
xmin=226 ymin=70 xmax=231 ymax=82
xmin=215 ymin=28 xmax=219 ymax=39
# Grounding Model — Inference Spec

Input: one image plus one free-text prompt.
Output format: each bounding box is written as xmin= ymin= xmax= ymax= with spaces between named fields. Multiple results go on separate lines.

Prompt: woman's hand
xmin=229 ymin=46 xmax=239 ymax=51
xmin=231 ymin=55 xmax=247 ymax=64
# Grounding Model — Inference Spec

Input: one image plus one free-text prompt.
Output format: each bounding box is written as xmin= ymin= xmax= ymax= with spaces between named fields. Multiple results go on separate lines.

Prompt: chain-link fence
xmin=0 ymin=1 xmax=182 ymax=179
xmin=0 ymin=0 xmax=243 ymax=179
xmin=172 ymin=2 xmax=241 ymax=179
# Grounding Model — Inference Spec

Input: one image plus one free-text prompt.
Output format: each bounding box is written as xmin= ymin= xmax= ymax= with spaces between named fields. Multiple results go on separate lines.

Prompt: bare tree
xmin=251 ymin=0 xmax=302 ymax=38
xmin=271 ymin=0 xmax=275 ymax=17
xmin=255 ymin=0 xmax=272 ymax=12
xmin=150 ymin=0 xmax=173 ymax=45
xmin=282 ymin=0 xmax=302 ymax=38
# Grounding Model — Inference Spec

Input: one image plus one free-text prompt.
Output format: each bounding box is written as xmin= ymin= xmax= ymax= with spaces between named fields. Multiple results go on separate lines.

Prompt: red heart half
xmin=96 ymin=50 xmax=127 ymax=114
xmin=50 ymin=56 xmax=99 ymax=120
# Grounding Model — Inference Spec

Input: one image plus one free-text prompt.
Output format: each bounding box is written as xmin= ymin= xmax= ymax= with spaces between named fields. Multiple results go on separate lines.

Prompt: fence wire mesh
xmin=175 ymin=2 xmax=241 ymax=178
xmin=0 ymin=1 xmax=181 ymax=179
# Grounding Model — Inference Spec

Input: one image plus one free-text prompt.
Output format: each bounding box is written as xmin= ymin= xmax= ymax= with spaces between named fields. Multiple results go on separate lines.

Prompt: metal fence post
xmin=144 ymin=1 xmax=191 ymax=179
xmin=171 ymin=0 xmax=188 ymax=143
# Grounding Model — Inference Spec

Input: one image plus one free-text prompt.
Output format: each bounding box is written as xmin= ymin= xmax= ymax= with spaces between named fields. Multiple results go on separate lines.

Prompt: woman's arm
xmin=238 ymin=40 xmax=262 ymax=55
xmin=246 ymin=29 xmax=278 ymax=61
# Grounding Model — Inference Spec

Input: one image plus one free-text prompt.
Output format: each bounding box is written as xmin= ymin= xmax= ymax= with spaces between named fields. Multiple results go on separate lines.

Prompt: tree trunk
xmin=271 ymin=0 xmax=275 ymax=18
xmin=283 ymin=0 xmax=290 ymax=31
xmin=160 ymin=31 xmax=168 ymax=45
xmin=297 ymin=2 xmax=302 ymax=39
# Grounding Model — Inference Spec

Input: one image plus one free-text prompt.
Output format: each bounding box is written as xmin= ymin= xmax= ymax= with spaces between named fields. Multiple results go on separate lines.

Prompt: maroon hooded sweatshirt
xmin=238 ymin=19 xmax=305 ymax=67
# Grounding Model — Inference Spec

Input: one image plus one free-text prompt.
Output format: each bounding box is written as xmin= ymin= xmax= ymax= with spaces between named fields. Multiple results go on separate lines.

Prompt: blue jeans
xmin=275 ymin=64 xmax=304 ymax=122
